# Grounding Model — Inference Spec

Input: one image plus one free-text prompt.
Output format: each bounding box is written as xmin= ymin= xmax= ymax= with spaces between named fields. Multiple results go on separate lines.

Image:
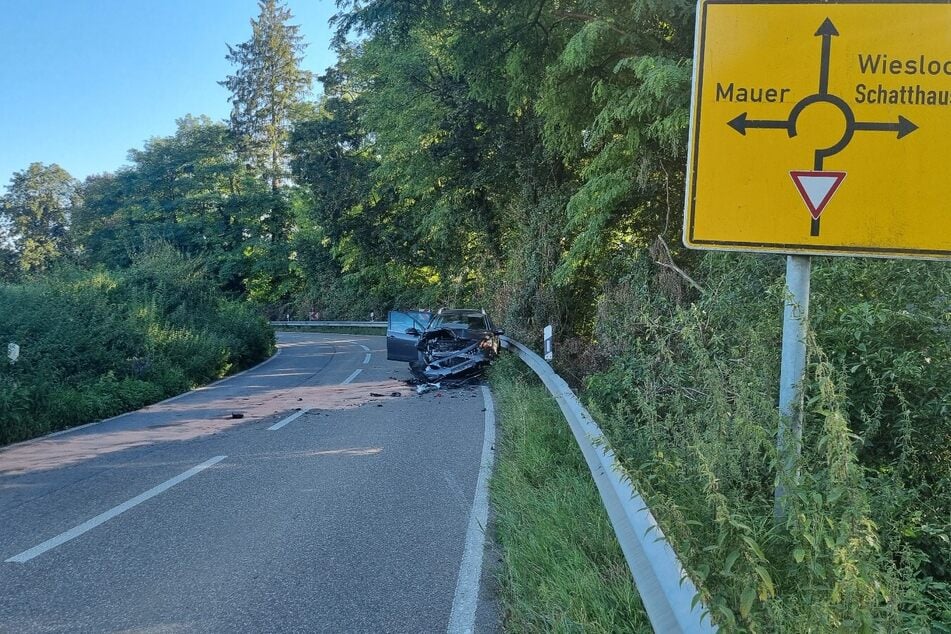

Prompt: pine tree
xmin=220 ymin=0 xmax=313 ymax=191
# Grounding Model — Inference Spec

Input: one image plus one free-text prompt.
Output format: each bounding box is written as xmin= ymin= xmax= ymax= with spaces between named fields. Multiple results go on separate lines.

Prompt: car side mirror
xmin=406 ymin=327 xmax=420 ymax=336
xmin=494 ymin=329 xmax=505 ymax=336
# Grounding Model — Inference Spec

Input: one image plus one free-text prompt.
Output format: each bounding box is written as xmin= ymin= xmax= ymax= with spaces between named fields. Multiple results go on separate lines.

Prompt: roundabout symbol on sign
xmin=726 ymin=18 xmax=919 ymax=236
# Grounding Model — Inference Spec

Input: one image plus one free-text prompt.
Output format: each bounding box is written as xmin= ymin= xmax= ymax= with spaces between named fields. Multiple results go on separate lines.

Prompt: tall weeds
xmin=580 ymin=253 xmax=950 ymax=631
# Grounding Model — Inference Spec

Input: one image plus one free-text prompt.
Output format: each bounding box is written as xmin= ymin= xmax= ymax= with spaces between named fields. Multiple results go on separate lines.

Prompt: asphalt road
xmin=0 ymin=332 xmax=498 ymax=633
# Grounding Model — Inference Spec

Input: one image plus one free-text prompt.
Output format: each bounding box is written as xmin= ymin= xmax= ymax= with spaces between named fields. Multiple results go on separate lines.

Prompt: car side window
xmin=389 ymin=312 xmax=414 ymax=333
xmin=407 ymin=311 xmax=432 ymax=329
xmin=389 ymin=311 xmax=430 ymax=333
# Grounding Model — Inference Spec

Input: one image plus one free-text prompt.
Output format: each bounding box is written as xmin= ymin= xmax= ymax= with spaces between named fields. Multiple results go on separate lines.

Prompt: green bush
xmin=581 ymin=252 xmax=950 ymax=631
xmin=0 ymin=246 xmax=274 ymax=446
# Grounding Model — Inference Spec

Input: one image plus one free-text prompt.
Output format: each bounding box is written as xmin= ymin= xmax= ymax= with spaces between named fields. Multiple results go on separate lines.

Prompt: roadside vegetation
xmin=584 ymin=254 xmax=950 ymax=630
xmin=0 ymin=246 xmax=273 ymax=446
xmin=0 ymin=0 xmax=947 ymax=629
xmin=489 ymin=355 xmax=649 ymax=632
xmin=491 ymin=253 xmax=948 ymax=632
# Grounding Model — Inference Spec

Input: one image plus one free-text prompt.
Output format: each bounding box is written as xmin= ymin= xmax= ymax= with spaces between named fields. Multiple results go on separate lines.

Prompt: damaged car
xmin=386 ymin=309 xmax=504 ymax=382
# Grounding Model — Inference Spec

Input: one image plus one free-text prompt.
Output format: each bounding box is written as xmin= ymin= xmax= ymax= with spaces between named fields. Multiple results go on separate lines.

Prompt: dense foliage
xmin=1 ymin=0 xmax=947 ymax=629
xmin=221 ymin=0 xmax=313 ymax=191
xmin=0 ymin=247 xmax=273 ymax=445
xmin=585 ymin=254 xmax=950 ymax=630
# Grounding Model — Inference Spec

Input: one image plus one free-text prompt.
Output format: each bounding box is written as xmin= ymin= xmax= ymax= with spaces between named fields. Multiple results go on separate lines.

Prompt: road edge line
xmin=447 ymin=385 xmax=497 ymax=634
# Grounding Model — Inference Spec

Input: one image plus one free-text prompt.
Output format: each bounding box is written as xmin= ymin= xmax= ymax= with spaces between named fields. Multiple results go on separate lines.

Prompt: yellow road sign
xmin=684 ymin=0 xmax=951 ymax=259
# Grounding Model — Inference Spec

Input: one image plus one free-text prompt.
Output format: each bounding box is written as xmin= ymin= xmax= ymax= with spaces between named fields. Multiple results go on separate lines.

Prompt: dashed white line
xmin=5 ymin=455 xmax=227 ymax=563
xmin=358 ymin=344 xmax=370 ymax=352
xmin=267 ymin=409 xmax=309 ymax=431
xmin=342 ymin=369 xmax=362 ymax=384
xmin=447 ymin=386 xmax=497 ymax=634
xmin=363 ymin=353 xmax=371 ymax=365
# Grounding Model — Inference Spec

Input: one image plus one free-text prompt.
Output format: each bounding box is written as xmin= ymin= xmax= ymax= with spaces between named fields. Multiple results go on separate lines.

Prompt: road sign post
xmin=685 ymin=0 xmax=951 ymax=520
xmin=775 ymin=255 xmax=810 ymax=521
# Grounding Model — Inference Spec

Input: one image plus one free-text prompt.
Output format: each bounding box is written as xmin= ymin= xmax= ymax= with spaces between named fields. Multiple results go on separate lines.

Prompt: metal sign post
xmin=774 ymin=255 xmax=811 ymax=521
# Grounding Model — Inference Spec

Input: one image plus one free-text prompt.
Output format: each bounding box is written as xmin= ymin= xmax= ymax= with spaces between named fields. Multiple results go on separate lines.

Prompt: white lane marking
xmin=447 ymin=386 xmax=497 ymax=634
xmin=267 ymin=409 xmax=309 ymax=431
xmin=358 ymin=344 xmax=370 ymax=352
xmin=342 ymin=369 xmax=362 ymax=385
xmin=5 ymin=455 xmax=227 ymax=563
xmin=363 ymin=353 xmax=371 ymax=365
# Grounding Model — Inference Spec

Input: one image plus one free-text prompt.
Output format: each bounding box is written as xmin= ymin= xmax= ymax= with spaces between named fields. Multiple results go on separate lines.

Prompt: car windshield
xmin=430 ymin=314 xmax=488 ymax=330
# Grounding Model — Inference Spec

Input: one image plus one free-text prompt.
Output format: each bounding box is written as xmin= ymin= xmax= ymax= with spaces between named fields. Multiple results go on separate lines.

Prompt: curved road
xmin=0 ymin=332 xmax=498 ymax=633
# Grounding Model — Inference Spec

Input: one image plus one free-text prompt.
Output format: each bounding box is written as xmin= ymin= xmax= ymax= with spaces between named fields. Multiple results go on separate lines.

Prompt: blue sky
xmin=0 ymin=0 xmax=339 ymax=185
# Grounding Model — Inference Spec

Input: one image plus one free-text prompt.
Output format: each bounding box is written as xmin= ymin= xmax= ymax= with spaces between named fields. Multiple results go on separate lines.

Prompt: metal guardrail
xmin=501 ymin=336 xmax=717 ymax=634
xmin=270 ymin=320 xmax=386 ymax=329
xmin=269 ymin=320 xmax=715 ymax=631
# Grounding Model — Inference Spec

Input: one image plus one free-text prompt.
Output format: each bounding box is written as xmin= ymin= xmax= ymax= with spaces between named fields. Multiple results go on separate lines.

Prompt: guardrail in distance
xmin=270 ymin=320 xmax=386 ymax=329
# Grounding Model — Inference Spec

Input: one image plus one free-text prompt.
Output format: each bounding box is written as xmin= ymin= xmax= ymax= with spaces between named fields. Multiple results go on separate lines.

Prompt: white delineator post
xmin=774 ymin=254 xmax=811 ymax=522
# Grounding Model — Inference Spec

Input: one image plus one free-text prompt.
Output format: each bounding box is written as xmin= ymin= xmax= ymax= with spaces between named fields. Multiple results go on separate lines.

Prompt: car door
xmin=386 ymin=310 xmax=431 ymax=361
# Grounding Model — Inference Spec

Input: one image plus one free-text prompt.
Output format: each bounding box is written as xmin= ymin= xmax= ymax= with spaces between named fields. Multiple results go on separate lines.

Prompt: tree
xmin=220 ymin=0 xmax=313 ymax=192
xmin=0 ymin=219 xmax=17 ymax=281
xmin=72 ymin=116 xmax=270 ymax=291
xmin=0 ymin=162 xmax=79 ymax=274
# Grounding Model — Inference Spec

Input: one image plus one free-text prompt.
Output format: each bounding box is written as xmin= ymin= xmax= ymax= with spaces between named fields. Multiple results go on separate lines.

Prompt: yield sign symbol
xmin=790 ymin=170 xmax=846 ymax=220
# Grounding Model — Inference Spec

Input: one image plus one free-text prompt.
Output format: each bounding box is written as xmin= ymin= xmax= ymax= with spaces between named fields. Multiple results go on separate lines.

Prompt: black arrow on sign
xmin=727 ymin=112 xmax=792 ymax=135
xmin=854 ymin=116 xmax=919 ymax=139
xmin=815 ymin=18 xmax=839 ymax=95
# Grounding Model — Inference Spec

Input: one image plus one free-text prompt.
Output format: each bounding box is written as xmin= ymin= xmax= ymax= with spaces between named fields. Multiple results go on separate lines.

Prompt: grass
xmin=488 ymin=354 xmax=650 ymax=633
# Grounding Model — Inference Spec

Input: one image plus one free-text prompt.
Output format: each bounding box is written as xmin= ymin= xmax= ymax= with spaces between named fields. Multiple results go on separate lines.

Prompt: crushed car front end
xmin=386 ymin=308 xmax=503 ymax=383
xmin=411 ymin=327 xmax=498 ymax=381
